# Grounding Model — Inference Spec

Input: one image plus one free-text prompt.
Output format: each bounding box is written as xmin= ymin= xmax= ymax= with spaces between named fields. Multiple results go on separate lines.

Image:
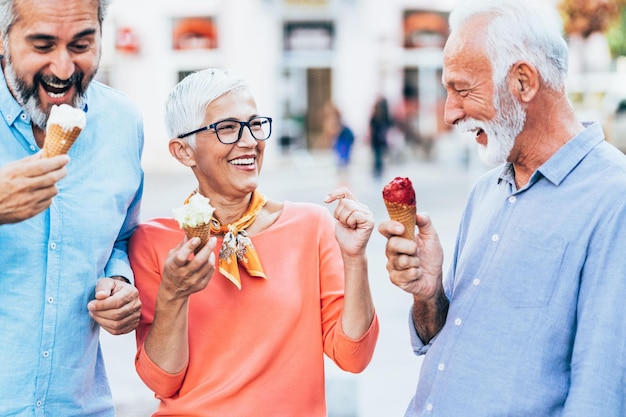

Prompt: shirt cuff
xmin=408 ymin=310 xmax=434 ymax=356
xmin=105 ymin=257 xmax=135 ymax=285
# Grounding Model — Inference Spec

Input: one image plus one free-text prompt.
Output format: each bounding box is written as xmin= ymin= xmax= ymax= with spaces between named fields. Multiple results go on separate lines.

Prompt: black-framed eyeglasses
xmin=177 ymin=116 xmax=273 ymax=144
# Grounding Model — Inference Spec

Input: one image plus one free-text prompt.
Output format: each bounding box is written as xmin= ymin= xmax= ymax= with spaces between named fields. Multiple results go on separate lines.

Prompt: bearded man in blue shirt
xmin=379 ymin=0 xmax=626 ymax=416
xmin=0 ymin=0 xmax=144 ymax=415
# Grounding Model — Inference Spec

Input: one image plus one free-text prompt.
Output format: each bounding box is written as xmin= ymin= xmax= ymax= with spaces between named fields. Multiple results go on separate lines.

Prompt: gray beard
xmin=3 ymin=54 xmax=87 ymax=130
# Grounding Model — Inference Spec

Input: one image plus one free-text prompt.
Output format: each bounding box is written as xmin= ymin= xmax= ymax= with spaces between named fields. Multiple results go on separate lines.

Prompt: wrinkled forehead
xmin=13 ymin=0 xmax=100 ymax=30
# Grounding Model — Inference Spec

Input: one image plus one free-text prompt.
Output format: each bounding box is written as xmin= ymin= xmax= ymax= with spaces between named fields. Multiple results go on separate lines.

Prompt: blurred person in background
xmin=369 ymin=96 xmax=392 ymax=179
xmin=379 ymin=0 xmax=626 ymax=416
xmin=129 ymin=68 xmax=379 ymax=417
xmin=394 ymin=85 xmax=435 ymax=161
xmin=324 ymin=102 xmax=355 ymax=184
xmin=0 ymin=0 xmax=144 ymax=415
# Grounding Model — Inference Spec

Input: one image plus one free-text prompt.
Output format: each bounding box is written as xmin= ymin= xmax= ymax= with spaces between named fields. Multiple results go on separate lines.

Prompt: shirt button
xmin=6 ymin=115 xmax=12 ymax=121
xmin=30 ymin=145 xmax=36 ymax=151
xmin=426 ymin=403 xmax=433 ymax=411
xmin=454 ymin=318 xmax=462 ymax=326
xmin=437 ymin=363 xmax=445 ymax=371
xmin=43 ymin=351 xmax=50 ymax=358
xmin=50 ymin=242 xmax=57 ymax=249
xmin=36 ymin=401 xmax=43 ymax=407
xmin=473 ymin=278 xmax=480 ymax=286
xmin=48 ymin=297 xmax=54 ymax=303
xmin=20 ymin=114 xmax=27 ymax=120
xmin=508 ymin=196 xmax=517 ymax=203
xmin=491 ymin=234 xmax=499 ymax=242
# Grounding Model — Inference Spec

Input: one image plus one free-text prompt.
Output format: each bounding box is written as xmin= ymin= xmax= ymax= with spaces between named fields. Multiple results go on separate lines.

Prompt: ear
xmin=509 ymin=61 xmax=539 ymax=103
xmin=169 ymin=138 xmax=197 ymax=167
xmin=0 ymin=35 xmax=4 ymax=56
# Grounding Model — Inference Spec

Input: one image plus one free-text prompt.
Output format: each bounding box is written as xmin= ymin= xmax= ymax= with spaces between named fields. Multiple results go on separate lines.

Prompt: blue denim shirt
xmin=405 ymin=122 xmax=626 ymax=416
xmin=0 ymin=69 xmax=144 ymax=416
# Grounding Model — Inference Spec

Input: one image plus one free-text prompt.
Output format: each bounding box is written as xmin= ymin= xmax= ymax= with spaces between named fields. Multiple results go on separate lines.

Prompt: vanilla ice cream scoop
xmin=174 ymin=193 xmax=215 ymax=228
xmin=174 ymin=193 xmax=215 ymax=253
xmin=48 ymin=103 xmax=87 ymax=130
xmin=42 ymin=104 xmax=86 ymax=157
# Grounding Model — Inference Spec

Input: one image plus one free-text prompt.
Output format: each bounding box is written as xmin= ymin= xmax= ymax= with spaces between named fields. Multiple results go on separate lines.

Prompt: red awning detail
xmin=403 ymin=12 xmax=449 ymax=48
xmin=115 ymin=27 xmax=140 ymax=54
xmin=173 ymin=18 xmax=218 ymax=50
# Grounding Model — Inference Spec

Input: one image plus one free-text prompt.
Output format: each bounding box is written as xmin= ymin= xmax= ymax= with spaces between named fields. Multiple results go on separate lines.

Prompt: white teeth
xmin=230 ymin=158 xmax=254 ymax=165
xmin=47 ymin=92 xmax=65 ymax=98
xmin=47 ymin=81 xmax=68 ymax=88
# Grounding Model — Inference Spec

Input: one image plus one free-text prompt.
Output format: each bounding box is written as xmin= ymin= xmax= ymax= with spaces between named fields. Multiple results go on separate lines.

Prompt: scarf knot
xmin=208 ymin=191 xmax=267 ymax=289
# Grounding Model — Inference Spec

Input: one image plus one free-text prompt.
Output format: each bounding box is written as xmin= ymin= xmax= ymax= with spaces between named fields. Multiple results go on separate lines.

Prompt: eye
xmin=33 ymin=42 xmax=54 ymax=52
xmin=216 ymin=121 xmax=239 ymax=133
xmin=69 ymin=41 xmax=91 ymax=53
xmin=249 ymin=119 xmax=264 ymax=129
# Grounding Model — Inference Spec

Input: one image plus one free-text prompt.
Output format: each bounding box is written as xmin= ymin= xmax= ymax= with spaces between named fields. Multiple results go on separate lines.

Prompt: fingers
xmin=94 ymin=277 xmax=115 ymax=300
xmin=88 ymin=278 xmax=142 ymax=335
xmin=161 ymin=236 xmax=217 ymax=298
xmin=378 ymin=219 xmax=406 ymax=239
xmin=324 ymin=186 xmax=355 ymax=203
xmin=0 ymin=154 xmax=70 ymax=224
xmin=325 ymin=188 xmax=372 ymax=226
xmin=385 ymin=243 xmax=420 ymax=271
xmin=26 ymin=153 xmax=70 ymax=177
xmin=415 ymin=212 xmax=432 ymax=230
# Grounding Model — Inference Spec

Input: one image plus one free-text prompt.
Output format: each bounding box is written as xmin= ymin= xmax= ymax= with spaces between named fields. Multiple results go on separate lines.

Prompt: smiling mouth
xmin=42 ymin=79 xmax=71 ymax=99
xmin=229 ymin=157 xmax=255 ymax=166
xmin=474 ymin=128 xmax=485 ymax=138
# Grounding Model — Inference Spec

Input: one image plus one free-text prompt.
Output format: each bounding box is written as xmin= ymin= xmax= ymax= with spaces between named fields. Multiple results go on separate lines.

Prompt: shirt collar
xmin=537 ymin=121 xmax=604 ymax=186
xmin=497 ymin=122 xmax=605 ymax=188
xmin=0 ymin=59 xmax=29 ymax=127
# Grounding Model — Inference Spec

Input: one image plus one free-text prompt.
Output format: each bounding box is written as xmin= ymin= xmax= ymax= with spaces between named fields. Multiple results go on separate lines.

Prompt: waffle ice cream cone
xmin=42 ymin=104 xmax=86 ymax=158
xmin=183 ymin=222 xmax=212 ymax=251
xmin=384 ymin=200 xmax=416 ymax=240
xmin=382 ymin=176 xmax=417 ymax=240
xmin=174 ymin=192 xmax=216 ymax=253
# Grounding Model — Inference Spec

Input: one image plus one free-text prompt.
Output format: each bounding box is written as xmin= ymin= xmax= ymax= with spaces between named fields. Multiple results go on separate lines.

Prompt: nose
xmin=236 ymin=124 xmax=258 ymax=147
xmin=443 ymin=93 xmax=465 ymax=126
xmin=49 ymin=49 xmax=76 ymax=81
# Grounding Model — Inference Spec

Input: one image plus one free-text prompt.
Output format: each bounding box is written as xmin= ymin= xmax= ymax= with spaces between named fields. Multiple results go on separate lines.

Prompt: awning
xmin=173 ymin=17 xmax=218 ymax=50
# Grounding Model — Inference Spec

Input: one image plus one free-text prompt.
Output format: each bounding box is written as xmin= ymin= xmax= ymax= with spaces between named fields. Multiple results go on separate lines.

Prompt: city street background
xmin=100 ymin=132 xmax=487 ymax=416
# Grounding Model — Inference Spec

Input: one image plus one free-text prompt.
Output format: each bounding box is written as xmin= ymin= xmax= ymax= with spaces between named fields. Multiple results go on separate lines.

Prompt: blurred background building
xmin=99 ymin=0 xmax=626 ymax=172
xmin=99 ymin=0 xmax=462 ymax=171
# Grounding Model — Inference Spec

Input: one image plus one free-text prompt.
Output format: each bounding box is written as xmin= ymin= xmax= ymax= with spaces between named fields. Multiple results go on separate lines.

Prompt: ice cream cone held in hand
xmin=382 ymin=176 xmax=417 ymax=240
xmin=173 ymin=192 xmax=216 ymax=252
xmin=42 ymin=104 xmax=86 ymax=158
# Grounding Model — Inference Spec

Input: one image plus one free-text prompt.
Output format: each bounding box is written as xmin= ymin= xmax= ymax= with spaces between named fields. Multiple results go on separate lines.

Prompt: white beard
xmin=456 ymin=83 xmax=526 ymax=167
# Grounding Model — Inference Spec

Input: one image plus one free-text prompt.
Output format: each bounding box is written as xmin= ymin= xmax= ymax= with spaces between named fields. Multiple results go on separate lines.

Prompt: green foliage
xmin=607 ymin=8 xmax=626 ymax=57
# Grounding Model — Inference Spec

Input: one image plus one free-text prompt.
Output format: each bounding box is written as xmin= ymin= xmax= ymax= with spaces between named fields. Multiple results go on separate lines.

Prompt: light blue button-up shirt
xmin=405 ymin=122 xmax=626 ymax=416
xmin=0 ymin=68 xmax=144 ymax=416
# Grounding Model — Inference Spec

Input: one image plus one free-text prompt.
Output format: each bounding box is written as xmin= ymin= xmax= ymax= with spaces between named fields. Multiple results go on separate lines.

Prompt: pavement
xmin=100 ymin=132 xmax=486 ymax=416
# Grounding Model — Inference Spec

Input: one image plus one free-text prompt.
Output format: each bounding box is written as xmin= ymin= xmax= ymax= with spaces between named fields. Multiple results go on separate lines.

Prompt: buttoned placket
xmin=35 ymin=198 xmax=63 ymax=416
xmin=424 ymin=190 xmax=519 ymax=415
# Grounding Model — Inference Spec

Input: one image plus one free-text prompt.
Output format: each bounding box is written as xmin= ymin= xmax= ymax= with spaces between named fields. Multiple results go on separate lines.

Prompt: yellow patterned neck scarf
xmin=209 ymin=191 xmax=267 ymax=290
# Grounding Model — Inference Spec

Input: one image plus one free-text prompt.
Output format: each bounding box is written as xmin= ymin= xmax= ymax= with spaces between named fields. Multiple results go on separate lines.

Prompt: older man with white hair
xmin=379 ymin=0 xmax=626 ymax=415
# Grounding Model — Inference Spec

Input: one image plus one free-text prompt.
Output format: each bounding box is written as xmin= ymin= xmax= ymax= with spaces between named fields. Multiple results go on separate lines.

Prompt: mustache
xmin=38 ymin=72 xmax=86 ymax=93
xmin=455 ymin=118 xmax=484 ymax=133
xmin=12 ymin=71 xmax=86 ymax=106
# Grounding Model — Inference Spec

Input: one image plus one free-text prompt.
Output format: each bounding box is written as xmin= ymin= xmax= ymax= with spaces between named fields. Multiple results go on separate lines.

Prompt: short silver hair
xmin=165 ymin=68 xmax=249 ymax=147
xmin=449 ymin=0 xmax=568 ymax=91
xmin=0 ymin=0 xmax=111 ymax=41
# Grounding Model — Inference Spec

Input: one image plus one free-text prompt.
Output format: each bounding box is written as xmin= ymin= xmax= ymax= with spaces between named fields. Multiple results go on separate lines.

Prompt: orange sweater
xmin=129 ymin=202 xmax=379 ymax=416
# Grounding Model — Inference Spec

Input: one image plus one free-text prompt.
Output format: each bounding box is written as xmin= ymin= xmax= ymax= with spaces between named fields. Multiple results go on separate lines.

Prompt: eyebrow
xmin=25 ymin=28 xmax=97 ymax=43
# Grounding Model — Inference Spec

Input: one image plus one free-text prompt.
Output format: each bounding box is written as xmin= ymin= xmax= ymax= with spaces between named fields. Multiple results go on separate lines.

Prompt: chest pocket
xmin=489 ymin=228 xmax=565 ymax=308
